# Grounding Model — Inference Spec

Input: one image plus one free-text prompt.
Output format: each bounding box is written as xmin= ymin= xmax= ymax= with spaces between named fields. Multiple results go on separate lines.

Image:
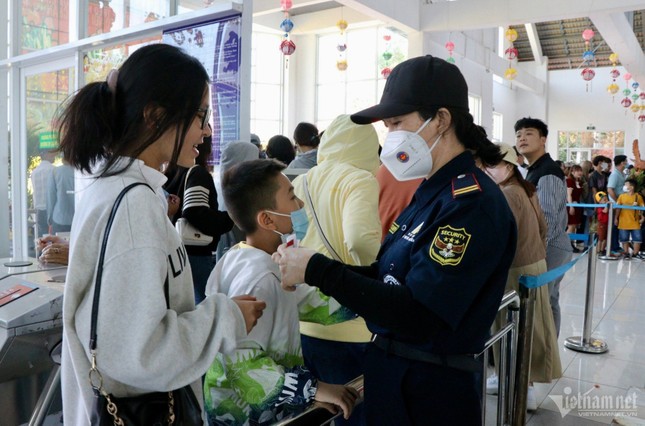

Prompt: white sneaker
xmin=526 ymin=385 xmax=538 ymax=411
xmin=486 ymin=374 xmax=499 ymax=395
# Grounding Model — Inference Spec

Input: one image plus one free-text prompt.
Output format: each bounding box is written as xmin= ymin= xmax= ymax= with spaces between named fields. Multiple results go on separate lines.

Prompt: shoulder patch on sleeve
xmin=429 ymin=225 xmax=471 ymax=266
xmin=451 ymin=173 xmax=482 ymax=199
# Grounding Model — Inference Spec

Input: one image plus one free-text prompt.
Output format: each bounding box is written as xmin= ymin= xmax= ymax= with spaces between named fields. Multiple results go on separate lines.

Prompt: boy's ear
xmin=256 ymin=211 xmax=277 ymax=232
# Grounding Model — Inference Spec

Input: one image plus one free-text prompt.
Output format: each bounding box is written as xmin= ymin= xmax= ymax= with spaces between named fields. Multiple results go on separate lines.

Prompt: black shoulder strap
xmin=89 ymin=182 xmax=153 ymax=352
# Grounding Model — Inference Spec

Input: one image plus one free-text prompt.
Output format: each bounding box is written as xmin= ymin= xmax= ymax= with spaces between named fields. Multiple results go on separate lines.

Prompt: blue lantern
xmin=582 ymin=50 xmax=595 ymax=62
xmin=280 ymin=18 xmax=294 ymax=33
xmin=632 ymin=81 xmax=640 ymax=90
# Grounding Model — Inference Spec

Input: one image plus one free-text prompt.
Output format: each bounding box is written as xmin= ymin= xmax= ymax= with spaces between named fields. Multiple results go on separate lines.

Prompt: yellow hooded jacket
xmin=293 ymin=114 xmax=382 ymax=342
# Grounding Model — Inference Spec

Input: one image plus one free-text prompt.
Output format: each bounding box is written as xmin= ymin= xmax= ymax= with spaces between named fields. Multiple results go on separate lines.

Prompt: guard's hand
xmin=167 ymin=194 xmax=181 ymax=218
xmin=232 ymin=295 xmax=266 ymax=334
xmin=39 ymin=243 xmax=69 ymax=265
xmin=314 ymin=382 xmax=360 ymax=420
xmin=272 ymin=244 xmax=316 ymax=291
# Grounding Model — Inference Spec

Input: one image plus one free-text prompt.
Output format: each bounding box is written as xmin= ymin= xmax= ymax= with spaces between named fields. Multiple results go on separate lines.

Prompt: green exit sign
xmin=39 ymin=131 xmax=58 ymax=150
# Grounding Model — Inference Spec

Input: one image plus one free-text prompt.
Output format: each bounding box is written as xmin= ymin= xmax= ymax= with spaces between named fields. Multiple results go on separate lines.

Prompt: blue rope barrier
xmin=519 ymin=246 xmax=590 ymax=289
xmin=568 ymin=233 xmax=589 ymax=242
xmin=565 ymin=202 xmax=645 ymax=211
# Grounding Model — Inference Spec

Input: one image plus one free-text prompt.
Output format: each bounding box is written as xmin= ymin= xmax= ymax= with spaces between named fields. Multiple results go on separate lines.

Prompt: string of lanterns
xmin=336 ymin=17 xmax=348 ymax=71
xmin=504 ymin=27 xmax=518 ymax=82
xmin=580 ymin=29 xmax=595 ymax=91
xmin=279 ymin=0 xmax=296 ymax=60
xmin=380 ymin=32 xmax=393 ymax=79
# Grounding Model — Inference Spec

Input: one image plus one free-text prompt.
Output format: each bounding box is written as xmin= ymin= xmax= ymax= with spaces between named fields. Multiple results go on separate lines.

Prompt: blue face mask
xmin=266 ymin=205 xmax=309 ymax=242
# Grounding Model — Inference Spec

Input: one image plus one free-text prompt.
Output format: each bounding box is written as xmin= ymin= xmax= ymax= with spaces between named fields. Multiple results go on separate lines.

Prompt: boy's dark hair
xmin=625 ymin=178 xmax=637 ymax=188
xmin=613 ymin=155 xmax=627 ymax=166
xmin=223 ymin=159 xmax=286 ymax=234
xmin=293 ymin=122 xmax=320 ymax=148
xmin=57 ymin=44 xmax=209 ymax=176
xmin=266 ymin=135 xmax=296 ymax=165
xmin=592 ymin=155 xmax=610 ymax=166
xmin=514 ymin=117 xmax=549 ymax=138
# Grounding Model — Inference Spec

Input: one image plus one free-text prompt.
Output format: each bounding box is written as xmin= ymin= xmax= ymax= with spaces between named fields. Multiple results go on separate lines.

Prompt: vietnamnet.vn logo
xmin=548 ymin=386 xmax=638 ymax=418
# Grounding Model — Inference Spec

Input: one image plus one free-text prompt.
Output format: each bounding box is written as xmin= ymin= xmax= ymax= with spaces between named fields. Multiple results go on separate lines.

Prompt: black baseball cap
xmin=350 ymin=55 xmax=469 ymax=124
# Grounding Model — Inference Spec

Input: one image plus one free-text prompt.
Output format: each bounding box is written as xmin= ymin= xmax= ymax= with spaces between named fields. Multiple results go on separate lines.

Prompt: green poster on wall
xmin=38 ymin=131 xmax=58 ymax=150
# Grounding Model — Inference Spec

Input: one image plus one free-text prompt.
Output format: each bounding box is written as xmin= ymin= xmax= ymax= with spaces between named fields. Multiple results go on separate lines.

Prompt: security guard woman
xmin=273 ymin=55 xmax=517 ymax=425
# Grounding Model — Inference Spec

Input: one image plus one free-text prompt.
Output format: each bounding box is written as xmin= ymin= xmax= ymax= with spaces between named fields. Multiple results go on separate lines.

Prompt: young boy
xmin=204 ymin=159 xmax=359 ymax=425
xmin=614 ymin=179 xmax=645 ymax=260
xmin=595 ymin=191 xmax=610 ymax=255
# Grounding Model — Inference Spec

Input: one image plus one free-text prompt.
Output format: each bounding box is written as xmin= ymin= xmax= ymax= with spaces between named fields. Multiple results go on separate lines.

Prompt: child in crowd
xmin=204 ymin=159 xmax=360 ymax=425
xmin=595 ymin=191 xmax=610 ymax=255
xmin=614 ymin=179 xmax=645 ymax=260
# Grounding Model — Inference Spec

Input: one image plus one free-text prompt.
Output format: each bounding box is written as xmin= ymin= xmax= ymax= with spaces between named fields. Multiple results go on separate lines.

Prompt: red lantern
xmin=505 ymin=47 xmax=518 ymax=60
xmin=280 ymin=0 xmax=292 ymax=12
xmin=639 ymin=114 xmax=645 ymax=123
xmin=610 ymin=69 xmax=620 ymax=79
xmin=279 ymin=39 xmax=296 ymax=55
xmin=381 ymin=67 xmax=392 ymax=79
xmin=445 ymin=41 xmax=455 ymax=53
xmin=621 ymin=97 xmax=632 ymax=108
xmin=383 ymin=34 xmax=391 ymax=42
xmin=581 ymin=68 xmax=595 ymax=81
xmin=640 ymin=92 xmax=645 ymax=100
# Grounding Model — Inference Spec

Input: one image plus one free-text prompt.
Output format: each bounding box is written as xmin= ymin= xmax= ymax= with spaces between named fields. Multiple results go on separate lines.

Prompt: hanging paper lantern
xmin=609 ymin=53 xmax=619 ymax=65
xmin=445 ymin=41 xmax=455 ymax=53
xmin=337 ymin=42 xmax=347 ymax=52
xmin=336 ymin=19 xmax=348 ymax=32
xmin=336 ymin=60 xmax=348 ymax=71
xmin=383 ymin=34 xmax=391 ymax=42
xmin=610 ymin=69 xmax=620 ymax=79
xmin=624 ymin=73 xmax=632 ymax=81
xmin=505 ymin=28 xmax=518 ymax=42
xmin=621 ymin=97 xmax=632 ymax=108
xmin=631 ymin=103 xmax=641 ymax=113
xmin=446 ymin=56 xmax=455 ymax=64
xmin=505 ymin=67 xmax=518 ymax=80
xmin=639 ymin=114 xmax=645 ymax=123
xmin=582 ymin=50 xmax=595 ymax=62
xmin=505 ymin=47 xmax=519 ymax=60
xmin=607 ymin=83 xmax=619 ymax=95
xmin=640 ymin=92 xmax=645 ymax=100
xmin=382 ymin=51 xmax=393 ymax=61
xmin=632 ymin=82 xmax=640 ymax=90
xmin=279 ymin=39 xmax=296 ymax=55
xmin=582 ymin=29 xmax=595 ymax=42
xmin=280 ymin=0 xmax=292 ymax=11
xmin=381 ymin=67 xmax=392 ymax=79
xmin=623 ymin=88 xmax=632 ymax=96
xmin=280 ymin=18 xmax=294 ymax=33
xmin=632 ymin=94 xmax=640 ymax=102
xmin=581 ymin=68 xmax=595 ymax=81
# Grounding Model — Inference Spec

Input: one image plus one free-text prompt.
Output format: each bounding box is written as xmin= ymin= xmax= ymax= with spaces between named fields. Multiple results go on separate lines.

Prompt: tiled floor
xmin=486 ymin=253 xmax=645 ymax=425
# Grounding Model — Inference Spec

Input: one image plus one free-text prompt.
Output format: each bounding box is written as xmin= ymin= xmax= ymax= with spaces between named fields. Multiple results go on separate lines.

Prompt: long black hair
xmin=57 ymin=44 xmax=210 ymax=176
xmin=419 ymin=107 xmax=503 ymax=167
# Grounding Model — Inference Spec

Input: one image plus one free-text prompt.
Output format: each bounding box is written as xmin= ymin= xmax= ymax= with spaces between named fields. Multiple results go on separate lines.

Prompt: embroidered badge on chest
xmin=429 ymin=225 xmax=471 ymax=266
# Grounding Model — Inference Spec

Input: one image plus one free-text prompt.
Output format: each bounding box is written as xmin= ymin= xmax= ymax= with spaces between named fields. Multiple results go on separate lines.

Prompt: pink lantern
xmin=621 ymin=97 xmax=632 ymax=108
xmin=624 ymin=73 xmax=632 ymax=81
xmin=581 ymin=68 xmax=595 ymax=81
xmin=279 ymin=39 xmax=296 ymax=55
xmin=639 ymin=114 xmax=645 ymax=123
xmin=505 ymin=47 xmax=518 ymax=60
xmin=381 ymin=67 xmax=392 ymax=79
xmin=445 ymin=41 xmax=455 ymax=53
xmin=383 ymin=34 xmax=391 ymax=42
xmin=582 ymin=29 xmax=595 ymax=42
xmin=280 ymin=0 xmax=292 ymax=12
xmin=610 ymin=69 xmax=620 ymax=79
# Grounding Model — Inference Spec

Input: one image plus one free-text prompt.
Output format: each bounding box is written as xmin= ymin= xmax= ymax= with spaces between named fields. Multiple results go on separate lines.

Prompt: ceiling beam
xmin=590 ymin=11 xmax=645 ymax=85
xmin=420 ymin=0 xmax=645 ymax=31
xmin=334 ymin=0 xmax=420 ymax=33
xmin=525 ymin=23 xmax=544 ymax=65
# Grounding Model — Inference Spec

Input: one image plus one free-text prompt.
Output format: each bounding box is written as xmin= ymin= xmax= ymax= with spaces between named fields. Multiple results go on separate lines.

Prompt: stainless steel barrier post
xmin=598 ymin=203 xmax=618 ymax=261
xmin=564 ymin=232 xmax=609 ymax=353
xmin=511 ymin=285 xmax=535 ymax=426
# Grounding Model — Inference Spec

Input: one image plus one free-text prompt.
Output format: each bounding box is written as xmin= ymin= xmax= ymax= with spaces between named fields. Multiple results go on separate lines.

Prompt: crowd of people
xmin=41 ymin=44 xmax=645 ymax=425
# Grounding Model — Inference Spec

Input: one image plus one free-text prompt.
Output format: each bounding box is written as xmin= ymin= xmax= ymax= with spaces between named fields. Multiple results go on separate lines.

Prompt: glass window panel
xmin=346 ymin=80 xmax=377 ymax=115
xmin=346 ymin=28 xmax=376 ymax=81
xmin=250 ymin=120 xmax=280 ymax=146
xmin=95 ymin=0 xmax=169 ymax=33
xmin=252 ymin=84 xmax=281 ymax=121
xmin=252 ymin=33 xmax=283 ymax=84
xmin=83 ymin=38 xmax=162 ymax=83
xmin=20 ymin=0 xmax=70 ymax=53
xmin=317 ymin=34 xmax=344 ymax=85
xmin=317 ymin=83 xmax=346 ymax=122
xmin=26 ymin=67 xmax=75 ymax=246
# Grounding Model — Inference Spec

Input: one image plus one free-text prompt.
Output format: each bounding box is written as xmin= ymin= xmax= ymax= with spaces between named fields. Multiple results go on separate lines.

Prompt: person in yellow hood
xmin=292 ymin=114 xmax=382 ymax=426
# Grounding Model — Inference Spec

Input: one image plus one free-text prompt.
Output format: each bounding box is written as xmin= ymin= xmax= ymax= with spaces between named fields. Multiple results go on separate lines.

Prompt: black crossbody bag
xmin=88 ymin=182 xmax=202 ymax=425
